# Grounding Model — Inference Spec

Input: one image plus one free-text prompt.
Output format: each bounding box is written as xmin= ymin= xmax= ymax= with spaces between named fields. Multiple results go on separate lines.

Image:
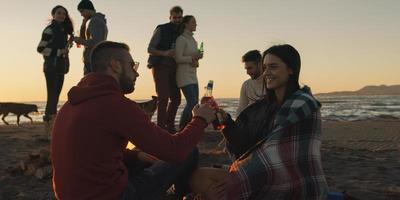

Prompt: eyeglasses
xmin=118 ymin=59 xmax=139 ymax=72
xmin=133 ymin=61 xmax=140 ymax=71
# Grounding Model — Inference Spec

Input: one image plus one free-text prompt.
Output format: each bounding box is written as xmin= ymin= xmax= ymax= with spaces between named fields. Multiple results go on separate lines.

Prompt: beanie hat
xmin=77 ymin=0 xmax=95 ymax=11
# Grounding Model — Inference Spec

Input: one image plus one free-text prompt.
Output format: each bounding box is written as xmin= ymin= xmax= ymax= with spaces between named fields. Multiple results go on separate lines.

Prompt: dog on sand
xmin=137 ymin=96 xmax=158 ymax=118
xmin=0 ymin=103 xmax=38 ymax=125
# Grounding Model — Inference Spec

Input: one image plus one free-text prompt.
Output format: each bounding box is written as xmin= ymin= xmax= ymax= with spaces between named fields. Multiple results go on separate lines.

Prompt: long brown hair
xmin=262 ymin=44 xmax=301 ymax=103
xmin=178 ymin=15 xmax=194 ymax=35
xmin=51 ymin=5 xmax=74 ymax=35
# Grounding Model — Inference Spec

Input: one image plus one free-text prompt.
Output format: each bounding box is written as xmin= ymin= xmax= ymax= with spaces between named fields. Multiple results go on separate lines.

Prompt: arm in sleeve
xmin=79 ymin=20 xmax=107 ymax=48
xmin=111 ymin=98 xmax=208 ymax=164
xmin=37 ymin=27 xmax=53 ymax=56
xmin=174 ymin=37 xmax=193 ymax=64
xmin=222 ymin=113 xmax=259 ymax=158
xmin=147 ymin=27 xmax=162 ymax=55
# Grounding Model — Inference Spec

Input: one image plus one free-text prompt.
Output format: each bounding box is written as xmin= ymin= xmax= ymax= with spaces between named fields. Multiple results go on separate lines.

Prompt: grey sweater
xmin=81 ymin=13 xmax=108 ymax=62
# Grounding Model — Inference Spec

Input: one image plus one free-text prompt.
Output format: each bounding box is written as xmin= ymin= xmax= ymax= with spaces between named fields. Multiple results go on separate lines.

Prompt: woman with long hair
xmin=189 ymin=44 xmax=328 ymax=199
xmin=37 ymin=5 xmax=74 ymax=122
xmin=174 ymin=15 xmax=203 ymax=130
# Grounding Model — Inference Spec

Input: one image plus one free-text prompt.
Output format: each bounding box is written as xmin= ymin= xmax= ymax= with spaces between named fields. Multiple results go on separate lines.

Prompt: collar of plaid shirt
xmin=238 ymin=86 xmax=321 ymax=160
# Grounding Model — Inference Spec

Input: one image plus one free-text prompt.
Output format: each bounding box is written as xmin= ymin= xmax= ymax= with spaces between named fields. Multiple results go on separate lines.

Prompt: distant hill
xmin=316 ymin=84 xmax=400 ymax=96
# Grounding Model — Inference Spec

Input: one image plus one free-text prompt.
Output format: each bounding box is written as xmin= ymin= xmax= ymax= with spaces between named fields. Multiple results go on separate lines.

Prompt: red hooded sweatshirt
xmin=51 ymin=73 xmax=207 ymax=200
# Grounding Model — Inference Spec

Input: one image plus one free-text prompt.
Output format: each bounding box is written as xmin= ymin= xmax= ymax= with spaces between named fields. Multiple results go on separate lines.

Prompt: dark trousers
xmin=44 ymin=72 xmax=64 ymax=120
xmin=179 ymin=84 xmax=199 ymax=130
xmin=152 ymin=65 xmax=181 ymax=131
xmin=121 ymin=148 xmax=199 ymax=200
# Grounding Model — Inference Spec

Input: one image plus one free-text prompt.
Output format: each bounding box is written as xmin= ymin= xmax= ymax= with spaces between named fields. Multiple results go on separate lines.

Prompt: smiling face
xmin=263 ymin=54 xmax=293 ymax=91
xmin=244 ymin=61 xmax=262 ymax=79
xmin=170 ymin=11 xmax=183 ymax=24
xmin=185 ymin=17 xmax=197 ymax=32
xmin=52 ymin=7 xmax=66 ymax=22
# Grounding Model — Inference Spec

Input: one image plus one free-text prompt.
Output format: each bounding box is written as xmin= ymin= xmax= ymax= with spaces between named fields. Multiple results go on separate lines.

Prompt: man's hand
xmin=193 ymin=104 xmax=216 ymax=124
xmin=163 ymin=49 xmax=175 ymax=57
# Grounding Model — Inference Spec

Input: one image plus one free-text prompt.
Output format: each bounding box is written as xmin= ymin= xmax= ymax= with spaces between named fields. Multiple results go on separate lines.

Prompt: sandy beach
xmin=0 ymin=120 xmax=399 ymax=200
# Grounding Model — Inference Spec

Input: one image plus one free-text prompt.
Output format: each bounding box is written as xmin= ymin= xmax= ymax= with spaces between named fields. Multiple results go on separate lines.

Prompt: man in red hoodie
xmin=51 ymin=41 xmax=216 ymax=200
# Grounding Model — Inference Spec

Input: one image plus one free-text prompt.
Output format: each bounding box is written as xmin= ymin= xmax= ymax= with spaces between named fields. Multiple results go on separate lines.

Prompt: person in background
xmin=51 ymin=41 xmax=216 ymax=200
xmin=236 ymin=50 xmax=265 ymax=116
xmin=147 ymin=6 xmax=183 ymax=133
xmin=73 ymin=0 xmax=108 ymax=75
xmin=37 ymin=5 xmax=74 ymax=123
xmin=175 ymin=15 xmax=203 ymax=130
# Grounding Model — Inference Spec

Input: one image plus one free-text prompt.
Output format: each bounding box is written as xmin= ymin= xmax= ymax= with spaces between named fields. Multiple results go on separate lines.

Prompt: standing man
xmin=51 ymin=41 xmax=216 ymax=199
xmin=236 ymin=50 xmax=266 ymax=116
xmin=74 ymin=0 xmax=108 ymax=75
xmin=147 ymin=6 xmax=183 ymax=133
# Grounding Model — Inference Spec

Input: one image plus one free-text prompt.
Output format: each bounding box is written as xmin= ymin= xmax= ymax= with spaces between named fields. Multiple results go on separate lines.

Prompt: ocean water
xmin=1 ymin=95 xmax=399 ymax=125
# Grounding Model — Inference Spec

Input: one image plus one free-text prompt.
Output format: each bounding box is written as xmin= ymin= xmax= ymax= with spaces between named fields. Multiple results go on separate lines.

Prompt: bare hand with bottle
xmin=191 ymin=52 xmax=203 ymax=67
xmin=193 ymin=104 xmax=216 ymax=124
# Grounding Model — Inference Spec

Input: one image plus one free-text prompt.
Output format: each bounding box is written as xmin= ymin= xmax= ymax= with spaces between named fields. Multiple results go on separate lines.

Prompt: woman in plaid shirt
xmin=189 ymin=44 xmax=328 ymax=200
xmin=37 ymin=5 xmax=74 ymax=122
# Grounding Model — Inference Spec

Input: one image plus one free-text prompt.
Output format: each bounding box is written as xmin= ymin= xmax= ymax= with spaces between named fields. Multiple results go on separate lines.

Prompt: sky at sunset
xmin=0 ymin=0 xmax=399 ymax=102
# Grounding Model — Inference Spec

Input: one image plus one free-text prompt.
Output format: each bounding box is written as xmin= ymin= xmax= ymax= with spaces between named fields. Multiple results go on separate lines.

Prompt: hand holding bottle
xmin=215 ymin=108 xmax=229 ymax=125
xmin=198 ymin=41 xmax=204 ymax=59
xmin=193 ymin=104 xmax=216 ymax=124
xmin=201 ymin=80 xmax=225 ymax=130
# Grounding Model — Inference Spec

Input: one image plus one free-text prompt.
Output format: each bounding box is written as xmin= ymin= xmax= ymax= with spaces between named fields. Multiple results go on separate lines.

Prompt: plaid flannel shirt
xmin=226 ymin=88 xmax=328 ymax=200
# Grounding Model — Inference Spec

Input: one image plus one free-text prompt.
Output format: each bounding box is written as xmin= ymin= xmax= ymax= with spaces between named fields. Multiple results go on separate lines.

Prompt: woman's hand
xmin=57 ymin=49 xmax=69 ymax=57
xmin=192 ymin=52 xmax=203 ymax=60
xmin=192 ymin=59 xmax=199 ymax=68
xmin=216 ymin=109 xmax=229 ymax=125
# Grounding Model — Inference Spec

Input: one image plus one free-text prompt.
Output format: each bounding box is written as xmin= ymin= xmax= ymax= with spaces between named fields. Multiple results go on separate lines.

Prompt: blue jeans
xmin=120 ymin=148 xmax=199 ymax=200
xmin=179 ymin=84 xmax=199 ymax=129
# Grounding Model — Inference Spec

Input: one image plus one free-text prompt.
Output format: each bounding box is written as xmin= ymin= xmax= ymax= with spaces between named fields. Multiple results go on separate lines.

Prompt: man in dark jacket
xmin=51 ymin=41 xmax=216 ymax=200
xmin=147 ymin=6 xmax=183 ymax=133
xmin=74 ymin=0 xmax=108 ymax=75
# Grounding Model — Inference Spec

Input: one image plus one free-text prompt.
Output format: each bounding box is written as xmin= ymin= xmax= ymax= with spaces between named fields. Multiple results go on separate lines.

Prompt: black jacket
xmin=222 ymin=99 xmax=279 ymax=158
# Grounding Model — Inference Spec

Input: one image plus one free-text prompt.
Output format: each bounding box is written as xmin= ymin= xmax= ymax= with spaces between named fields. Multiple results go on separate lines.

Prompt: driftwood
xmin=18 ymin=147 xmax=52 ymax=179
xmin=35 ymin=165 xmax=52 ymax=179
